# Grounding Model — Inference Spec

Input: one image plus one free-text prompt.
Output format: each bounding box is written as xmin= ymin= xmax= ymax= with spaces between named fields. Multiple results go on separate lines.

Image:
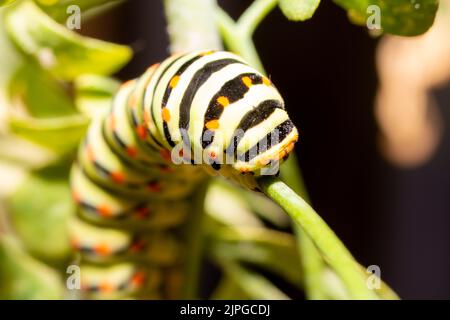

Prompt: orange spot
xmin=111 ymin=172 xmax=125 ymax=184
xmin=131 ymin=272 xmax=146 ymax=287
xmin=70 ymin=237 xmax=79 ymax=249
xmin=242 ymin=76 xmax=253 ymax=88
xmin=136 ymin=125 xmax=147 ymax=139
xmin=99 ymin=281 xmax=114 ymax=292
xmin=169 ymin=75 xmax=180 ymax=88
xmin=126 ymin=147 xmax=137 ymax=157
xmin=209 ymin=151 xmax=217 ymax=159
xmin=217 ymin=96 xmax=229 ymax=107
xmin=95 ymin=243 xmax=111 ymax=256
xmin=206 ymin=120 xmax=219 ymax=130
xmin=160 ymin=149 xmax=171 ymax=161
xmin=72 ymin=190 xmax=80 ymax=203
xmin=262 ymin=77 xmax=272 ymax=86
xmin=239 ymin=167 xmax=250 ymax=173
xmin=97 ymin=204 xmax=112 ymax=217
xmin=277 ymin=142 xmax=295 ymax=160
xmin=162 ymin=108 xmax=171 ymax=122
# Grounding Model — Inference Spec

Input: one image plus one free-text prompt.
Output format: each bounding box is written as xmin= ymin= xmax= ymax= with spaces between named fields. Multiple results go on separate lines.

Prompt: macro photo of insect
xmin=0 ymin=0 xmax=449 ymax=303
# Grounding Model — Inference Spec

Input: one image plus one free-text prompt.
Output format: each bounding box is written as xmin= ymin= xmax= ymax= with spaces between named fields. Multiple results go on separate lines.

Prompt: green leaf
xmin=0 ymin=236 xmax=64 ymax=299
xmin=279 ymin=0 xmax=321 ymax=21
xmin=9 ymin=114 xmax=89 ymax=154
xmin=9 ymin=62 xmax=76 ymax=118
xmin=0 ymin=0 xmax=17 ymax=6
xmin=4 ymin=0 xmax=132 ymax=80
xmin=8 ymin=163 xmax=74 ymax=262
xmin=333 ymin=0 xmax=440 ymax=36
xmin=74 ymin=74 xmax=119 ymax=118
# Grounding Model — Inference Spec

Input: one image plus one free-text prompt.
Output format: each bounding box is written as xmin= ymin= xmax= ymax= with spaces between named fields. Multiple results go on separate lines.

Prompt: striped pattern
xmin=70 ymin=50 xmax=298 ymax=299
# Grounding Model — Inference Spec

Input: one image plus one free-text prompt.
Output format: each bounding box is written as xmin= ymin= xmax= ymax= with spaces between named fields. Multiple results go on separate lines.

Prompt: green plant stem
xmin=182 ymin=181 xmax=208 ymax=299
xmin=283 ymin=153 xmax=399 ymax=300
xmin=281 ymin=157 xmax=327 ymax=299
xmin=237 ymin=0 xmax=278 ymax=37
xmin=216 ymin=7 xmax=265 ymax=72
xmin=259 ymin=176 xmax=379 ymax=300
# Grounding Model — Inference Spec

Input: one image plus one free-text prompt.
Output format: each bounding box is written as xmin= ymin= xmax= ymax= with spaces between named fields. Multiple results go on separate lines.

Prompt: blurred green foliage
xmin=277 ymin=0 xmax=439 ymax=36
xmin=0 ymin=0 xmax=17 ymax=6
xmin=0 ymin=236 xmax=64 ymax=299
xmin=9 ymin=162 xmax=73 ymax=263
xmin=5 ymin=1 xmax=131 ymax=80
xmin=333 ymin=0 xmax=439 ymax=36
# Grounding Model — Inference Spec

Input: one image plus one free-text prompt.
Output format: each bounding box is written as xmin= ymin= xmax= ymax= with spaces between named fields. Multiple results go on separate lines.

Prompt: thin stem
xmin=281 ymin=156 xmax=327 ymax=299
xmin=283 ymin=157 xmax=399 ymax=300
xmin=182 ymin=181 xmax=209 ymax=299
xmin=259 ymin=176 xmax=379 ymax=300
xmin=215 ymin=7 xmax=237 ymax=47
xmin=237 ymin=0 xmax=278 ymax=37
xmin=298 ymin=233 xmax=327 ymax=299
xmin=216 ymin=7 xmax=265 ymax=73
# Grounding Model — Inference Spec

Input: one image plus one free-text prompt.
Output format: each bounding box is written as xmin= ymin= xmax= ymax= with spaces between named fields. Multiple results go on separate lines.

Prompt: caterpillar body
xmin=70 ymin=50 xmax=298 ymax=299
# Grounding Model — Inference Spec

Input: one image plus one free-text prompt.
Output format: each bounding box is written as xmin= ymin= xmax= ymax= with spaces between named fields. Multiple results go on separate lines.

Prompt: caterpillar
xmin=69 ymin=50 xmax=299 ymax=299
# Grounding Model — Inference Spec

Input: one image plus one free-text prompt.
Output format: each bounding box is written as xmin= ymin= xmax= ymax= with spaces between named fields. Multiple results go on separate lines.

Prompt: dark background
xmin=83 ymin=0 xmax=450 ymax=299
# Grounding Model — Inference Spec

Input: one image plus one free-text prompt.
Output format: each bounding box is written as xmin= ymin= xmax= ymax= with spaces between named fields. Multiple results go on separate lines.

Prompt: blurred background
xmin=1 ymin=0 xmax=449 ymax=299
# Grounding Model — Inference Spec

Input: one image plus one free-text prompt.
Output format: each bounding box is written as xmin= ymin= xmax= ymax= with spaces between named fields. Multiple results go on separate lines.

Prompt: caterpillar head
xmin=191 ymin=51 xmax=299 ymax=189
xmin=160 ymin=50 xmax=298 ymax=190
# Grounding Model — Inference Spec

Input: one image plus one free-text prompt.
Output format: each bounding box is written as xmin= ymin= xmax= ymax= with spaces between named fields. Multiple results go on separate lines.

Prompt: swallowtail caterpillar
xmin=69 ymin=50 xmax=298 ymax=299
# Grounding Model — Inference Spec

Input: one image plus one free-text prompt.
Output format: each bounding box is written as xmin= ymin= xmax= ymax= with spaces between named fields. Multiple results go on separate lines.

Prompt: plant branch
xmin=258 ymin=175 xmax=379 ymax=300
xmin=182 ymin=181 xmax=209 ymax=299
xmin=237 ymin=0 xmax=278 ymax=37
xmin=280 ymin=156 xmax=327 ymax=299
xmin=216 ymin=7 xmax=265 ymax=72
